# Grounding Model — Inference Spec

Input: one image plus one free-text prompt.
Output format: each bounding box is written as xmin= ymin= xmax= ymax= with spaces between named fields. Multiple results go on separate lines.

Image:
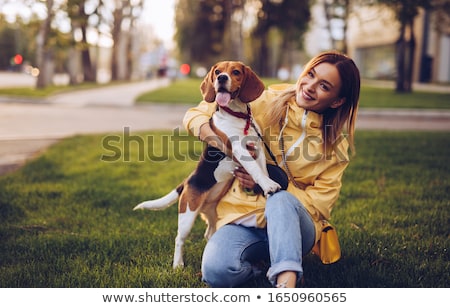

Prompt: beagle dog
xmin=134 ymin=61 xmax=281 ymax=268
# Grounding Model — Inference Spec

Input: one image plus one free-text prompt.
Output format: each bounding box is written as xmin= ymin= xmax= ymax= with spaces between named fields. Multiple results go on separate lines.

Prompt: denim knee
xmin=265 ymin=191 xmax=300 ymax=217
xmin=202 ymin=259 xmax=234 ymax=287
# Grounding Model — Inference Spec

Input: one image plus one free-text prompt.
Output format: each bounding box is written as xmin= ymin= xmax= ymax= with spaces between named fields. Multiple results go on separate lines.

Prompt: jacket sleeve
xmin=183 ymin=101 xmax=217 ymax=137
xmin=289 ymin=158 xmax=349 ymax=221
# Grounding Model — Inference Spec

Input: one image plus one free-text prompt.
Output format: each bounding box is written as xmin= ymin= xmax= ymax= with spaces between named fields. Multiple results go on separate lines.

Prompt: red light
xmin=13 ymin=54 xmax=23 ymax=65
xmin=180 ymin=64 xmax=190 ymax=75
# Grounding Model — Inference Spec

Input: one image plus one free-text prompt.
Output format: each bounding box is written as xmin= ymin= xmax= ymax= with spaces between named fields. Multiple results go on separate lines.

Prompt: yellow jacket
xmin=183 ymin=85 xmax=349 ymax=243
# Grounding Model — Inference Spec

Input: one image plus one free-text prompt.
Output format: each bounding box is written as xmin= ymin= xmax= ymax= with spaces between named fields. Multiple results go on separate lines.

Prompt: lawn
xmin=135 ymin=78 xmax=450 ymax=109
xmin=1 ymin=78 xmax=448 ymax=110
xmin=0 ymin=131 xmax=448 ymax=288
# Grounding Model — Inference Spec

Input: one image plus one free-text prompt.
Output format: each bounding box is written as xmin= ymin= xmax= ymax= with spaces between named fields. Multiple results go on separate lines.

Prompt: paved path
xmin=0 ymin=78 xmax=189 ymax=174
xmin=1 ymin=76 xmax=449 ymax=175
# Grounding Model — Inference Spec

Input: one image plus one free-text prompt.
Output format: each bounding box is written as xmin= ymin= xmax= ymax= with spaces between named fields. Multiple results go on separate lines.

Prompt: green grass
xmin=134 ymin=78 xmax=284 ymax=105
xmin=136 ymin=78 xmax=205 ymax=104
xmin=135 ymin=78 xmax=450 ymax=109
xmin=1 ymin=78 xmax=448 ymax=109
xmin=359 ymin=86 xmax=450 ymax=109
xmin=0 ymin=131 xmax=448 ymax=287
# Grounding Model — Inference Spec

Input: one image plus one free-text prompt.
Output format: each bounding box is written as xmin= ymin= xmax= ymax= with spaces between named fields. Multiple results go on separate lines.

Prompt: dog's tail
xmin=133 ymin=184 xmax=184 ymax=211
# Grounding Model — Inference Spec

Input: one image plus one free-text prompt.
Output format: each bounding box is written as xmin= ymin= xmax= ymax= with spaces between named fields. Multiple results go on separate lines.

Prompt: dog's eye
xmin=214 ymin=69 xmax=221 ymax=75
xmin=232 ymin=70 xmax=241 ymax=76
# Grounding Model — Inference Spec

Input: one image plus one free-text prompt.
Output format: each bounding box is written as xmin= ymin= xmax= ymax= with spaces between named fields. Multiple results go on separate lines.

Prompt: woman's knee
xmin=201 ymin=225 xmax=265 ymax=287
xmin=202 ymin=258 xmax=232 ymax=287
xmin=265 ymin=191 xmax=300 ymax=216
xmin=202 ymin=257 xmax=253 ymax=287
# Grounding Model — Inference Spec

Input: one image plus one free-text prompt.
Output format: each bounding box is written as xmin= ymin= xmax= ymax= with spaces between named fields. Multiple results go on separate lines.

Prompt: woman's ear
xmin=331 ymin=97 xmax=345 ymax=109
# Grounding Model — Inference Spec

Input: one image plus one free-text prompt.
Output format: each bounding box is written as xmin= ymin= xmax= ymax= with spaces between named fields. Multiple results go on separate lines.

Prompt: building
xmin=306 ymin=2 xmax=450 ymax=84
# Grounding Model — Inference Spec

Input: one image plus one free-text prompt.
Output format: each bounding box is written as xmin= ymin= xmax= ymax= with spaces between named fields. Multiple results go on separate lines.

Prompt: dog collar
xmin=220 ymin=105 xmax=252 ymax=135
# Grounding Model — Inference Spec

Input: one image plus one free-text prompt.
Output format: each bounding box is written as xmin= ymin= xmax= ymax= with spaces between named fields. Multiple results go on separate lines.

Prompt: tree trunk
xmin=36 ymin=0 xmax=54 ymax=88
xmin=395 ymin=23 xmax=406 ymax=92
xmin=258 ymin=34 xmax=270 ymax=77
xmin=341 ymin=0 xmax=350 ymax=54
xmin=110 ymin=8 xmax=122 ymax=81
xmin=230 ymin=1 xmax=244 ymax=61
xmin=405 ymin=19 xmax=416 ymax=92
xmin=116 ymin=31 xmax=129 ymax=80
xmin=80 ymin=24 xmax=96 ymax=82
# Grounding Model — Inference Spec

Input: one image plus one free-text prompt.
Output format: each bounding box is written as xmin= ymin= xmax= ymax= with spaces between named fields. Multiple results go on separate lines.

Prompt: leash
xmin=220 ymin=105 xmax=252 ymax=135
xmin=250 ymin=115 xmax=305 ymax=190
xmin=250 ymin=119 xmax=278 ymax=166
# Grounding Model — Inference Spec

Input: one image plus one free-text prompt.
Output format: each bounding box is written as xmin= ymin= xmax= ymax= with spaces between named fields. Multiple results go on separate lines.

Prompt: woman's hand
xmin=199 ymin=123 xmax=229 ymax=155
xmin=234 ymin=166 xmax=257 ymax=191
xmin=234 ymin=141 xmax=259 ymax=191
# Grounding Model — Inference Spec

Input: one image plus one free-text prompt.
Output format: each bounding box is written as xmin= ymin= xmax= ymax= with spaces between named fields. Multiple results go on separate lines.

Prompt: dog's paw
xmin=214 ymin=158 xmax=238 ymax=182
xmin=258 ymin=177 xmax=281 ymax=196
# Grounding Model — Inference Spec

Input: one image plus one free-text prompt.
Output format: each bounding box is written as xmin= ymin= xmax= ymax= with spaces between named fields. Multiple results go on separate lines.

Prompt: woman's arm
xmin=183 ymin=101 xmax=228 ymax=154
xmin=291 ymin=159 xmax=349 ymax=221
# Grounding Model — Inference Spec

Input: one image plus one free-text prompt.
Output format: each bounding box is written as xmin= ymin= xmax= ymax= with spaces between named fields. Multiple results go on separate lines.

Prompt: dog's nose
xmin=218 ymin=74 xmax=228 ymax=83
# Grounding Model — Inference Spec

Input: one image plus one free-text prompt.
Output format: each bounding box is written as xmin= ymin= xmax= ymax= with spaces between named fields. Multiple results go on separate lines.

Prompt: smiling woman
xmin=182 ymin=51 xmax=361 ymax=288
xmin=295 ymin=63 xmax=345 ymax=113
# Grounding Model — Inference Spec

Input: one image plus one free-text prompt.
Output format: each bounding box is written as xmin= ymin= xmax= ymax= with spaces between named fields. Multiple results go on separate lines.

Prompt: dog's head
xmin=200 ymin=61 xmax=265 ymax=107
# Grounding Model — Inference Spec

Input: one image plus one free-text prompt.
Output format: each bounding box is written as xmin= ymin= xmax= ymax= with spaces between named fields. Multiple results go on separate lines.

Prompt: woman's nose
xmin=303 ymin=80 xmax=316 ymax=93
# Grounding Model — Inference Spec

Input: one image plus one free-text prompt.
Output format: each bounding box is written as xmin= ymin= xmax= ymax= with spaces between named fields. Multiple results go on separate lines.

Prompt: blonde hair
xmin=265 ymin=51 xmax=360 ymax=155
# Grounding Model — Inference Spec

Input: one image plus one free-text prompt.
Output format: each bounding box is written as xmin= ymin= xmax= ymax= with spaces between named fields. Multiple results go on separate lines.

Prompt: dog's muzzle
xmin=218 ymin=74 xmax=228 ymax=84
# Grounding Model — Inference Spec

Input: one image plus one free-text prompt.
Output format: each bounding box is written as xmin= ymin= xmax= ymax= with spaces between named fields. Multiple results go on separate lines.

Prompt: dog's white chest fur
xmin=211 ymin=102 xmax=271 ymax=185
xmin=212 ymin=111 xmax=252 ymax=139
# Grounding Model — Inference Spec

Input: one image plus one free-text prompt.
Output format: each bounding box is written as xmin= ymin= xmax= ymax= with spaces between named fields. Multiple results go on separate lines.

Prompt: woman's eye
xmin=320 ymin=83 xmax=329 ymax=91
xmin=307 ymin=71 xmax=314 ymax=78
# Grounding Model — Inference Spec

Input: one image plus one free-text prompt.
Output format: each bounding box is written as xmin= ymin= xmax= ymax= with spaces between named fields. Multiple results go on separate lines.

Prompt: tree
xmin=175 ymin=0 xmax=229 ymax=66
xmin=0 ymin=17 xmax=22 ymax=70
xmin=222 ymin=0 xmax=246 ymax=60
xmin=0 ymin=2 xmax=39 ymax=70
xmin=174 ymin=0 xmax=311 ymax=73
xmin=378 ymin=0 xmax=431 ymax=92
xmin=66 ymin=0 xmax=96 ymax=82
xmin=110 ymin=0 xmax=143 ymax=81
xmin=36 ymin=0 xmax=55 ymax=88
xmin=323 ymin=0 xmax=351 ymax=53
xmin=66 ymin=0 xmax=144 ymax=82
xmin=251 ymin=0 xmax=310 ymax=77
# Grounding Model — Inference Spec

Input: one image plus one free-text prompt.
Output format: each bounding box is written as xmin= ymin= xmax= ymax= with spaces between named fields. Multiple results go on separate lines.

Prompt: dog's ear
xmin=239 ymin=64 xmax=265 ymax=103
xmin=200 ymin=65 xmax=217 ymax=102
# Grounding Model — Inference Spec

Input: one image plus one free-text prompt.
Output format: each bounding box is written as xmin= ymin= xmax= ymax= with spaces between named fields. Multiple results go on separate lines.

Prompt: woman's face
xmin=295 ymin=62 xmax=344 ymax=113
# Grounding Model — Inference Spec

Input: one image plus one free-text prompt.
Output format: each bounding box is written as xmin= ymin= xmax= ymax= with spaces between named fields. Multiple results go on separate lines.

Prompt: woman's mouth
xmin=301 ymin=89 xmax=314 ymax=101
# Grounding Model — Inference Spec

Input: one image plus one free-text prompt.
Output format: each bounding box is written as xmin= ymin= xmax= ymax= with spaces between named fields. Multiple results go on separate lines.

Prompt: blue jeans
xmin=201 ymin=191 xmax=315 ymax=287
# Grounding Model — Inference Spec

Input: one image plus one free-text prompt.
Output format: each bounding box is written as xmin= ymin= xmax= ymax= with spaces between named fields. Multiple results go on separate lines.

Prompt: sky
xmin=1 ymin=0 xmax=176 ymax=47
xmin=141 ymin=0 xmax=176 ymax=47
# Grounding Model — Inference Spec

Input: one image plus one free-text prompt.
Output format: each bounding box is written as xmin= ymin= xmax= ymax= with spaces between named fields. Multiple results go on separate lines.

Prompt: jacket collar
xmin=286 ymin=97 xmax=322 ymax=130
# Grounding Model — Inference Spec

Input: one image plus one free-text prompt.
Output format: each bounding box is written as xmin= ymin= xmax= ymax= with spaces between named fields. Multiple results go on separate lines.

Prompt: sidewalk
xmin=0 ymin=78 xmax=190 ymax=175
xmin=1 ymin=78 xmax=449 ymax=175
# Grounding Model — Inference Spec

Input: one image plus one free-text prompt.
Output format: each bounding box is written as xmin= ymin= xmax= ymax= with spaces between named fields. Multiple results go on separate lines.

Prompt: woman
xmin=183 ymin=51 xmax=360 ymax=287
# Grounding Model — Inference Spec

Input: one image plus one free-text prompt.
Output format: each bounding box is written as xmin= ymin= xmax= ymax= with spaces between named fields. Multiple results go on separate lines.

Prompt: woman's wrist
xmin=199 ymin=123 xmax=227 ymax=153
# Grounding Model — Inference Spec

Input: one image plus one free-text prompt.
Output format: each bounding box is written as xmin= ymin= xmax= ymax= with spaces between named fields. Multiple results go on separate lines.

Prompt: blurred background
xmin=0 ymin=0 xmax=449 ymax=92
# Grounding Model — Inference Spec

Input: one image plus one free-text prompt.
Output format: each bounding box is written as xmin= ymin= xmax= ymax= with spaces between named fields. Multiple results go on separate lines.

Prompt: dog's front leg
xmin=231 ymin=141 xmax=281 ymax=196
xmin=214 ymin=157 xmax=238 ymax=182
